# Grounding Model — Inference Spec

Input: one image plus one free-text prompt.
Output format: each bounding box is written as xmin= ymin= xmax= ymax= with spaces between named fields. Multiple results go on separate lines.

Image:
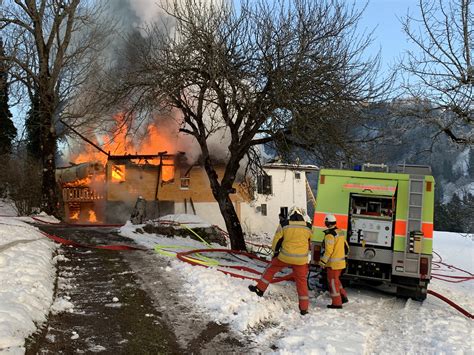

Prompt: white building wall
xmin=240 ymin=168 xmax=308 ymax=237
xmin=173 ymin=168 xmax=310 ymax=237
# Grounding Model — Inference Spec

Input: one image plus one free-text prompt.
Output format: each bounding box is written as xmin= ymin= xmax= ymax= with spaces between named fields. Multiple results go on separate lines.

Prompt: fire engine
xmin=311 ymin=164 xmax=435 ymax=300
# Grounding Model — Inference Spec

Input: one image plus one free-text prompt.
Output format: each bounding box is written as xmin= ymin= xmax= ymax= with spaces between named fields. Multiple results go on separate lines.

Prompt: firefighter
xmin=319 ymin=214 xmax=349 ymax=309
xmin=249 ymin=207 xmax=312 ymax=315
xmin=130 ymin=196 xmax=147 ymax=224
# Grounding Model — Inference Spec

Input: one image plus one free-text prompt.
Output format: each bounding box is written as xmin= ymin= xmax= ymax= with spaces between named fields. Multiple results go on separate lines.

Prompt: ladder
xmin=404 ymin=174 xmax=425 ymax=274
xmin=306 ymin=179 xmax=316 ymax=208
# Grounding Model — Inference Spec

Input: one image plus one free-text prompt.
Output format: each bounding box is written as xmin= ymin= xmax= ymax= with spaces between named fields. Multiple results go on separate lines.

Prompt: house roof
xmin=263 ymin=163 xmax=319 ymax=171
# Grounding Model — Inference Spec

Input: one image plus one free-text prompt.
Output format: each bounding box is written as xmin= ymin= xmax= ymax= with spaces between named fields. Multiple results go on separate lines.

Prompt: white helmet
xmin=324 ymin=214 xmax=337 ymax=224
xmin=289 ymin=206 xmax=305 ymax=217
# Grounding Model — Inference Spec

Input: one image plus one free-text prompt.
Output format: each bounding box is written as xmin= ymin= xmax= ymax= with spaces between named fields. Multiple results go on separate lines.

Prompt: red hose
xmin=177 ymin=248 xmax=293 ymax=283
xmin=31 ymin=216 xmax=122 ymax=228
xmin=427 ymin=290 xmax=473 ymax=319
xmin=40 ymin=230 xmax=145 ymax=251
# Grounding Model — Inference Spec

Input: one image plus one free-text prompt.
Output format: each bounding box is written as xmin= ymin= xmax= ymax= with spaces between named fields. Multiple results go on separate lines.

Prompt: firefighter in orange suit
xmin=249 ymin=207 xmax=312 ymax=315
xmin=319 ymin=214 xmax=349 ymax=309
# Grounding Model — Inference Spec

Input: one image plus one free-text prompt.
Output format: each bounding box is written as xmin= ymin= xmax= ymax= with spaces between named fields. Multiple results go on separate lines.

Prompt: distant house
xmin=239 ymin=162 xmax=318 ymax=236
xmin=57 ymin=154 xmax=318 ymax=236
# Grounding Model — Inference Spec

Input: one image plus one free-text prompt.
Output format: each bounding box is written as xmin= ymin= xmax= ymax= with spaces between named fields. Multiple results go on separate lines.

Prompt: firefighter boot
xmin=341 ymin=294 xmax=349 ymax=304
xmin=248 ymin=285 xmax=264 ymax=297
xmin=300 ymin=309 xmax=308 ymax=316
xmin=327 ymin=304 xmax=343 ymax=309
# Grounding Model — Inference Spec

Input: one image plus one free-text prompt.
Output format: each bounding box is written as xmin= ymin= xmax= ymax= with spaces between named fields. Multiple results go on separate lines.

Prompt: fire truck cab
xmin=311 ymin=164 xmax=435 ymax=300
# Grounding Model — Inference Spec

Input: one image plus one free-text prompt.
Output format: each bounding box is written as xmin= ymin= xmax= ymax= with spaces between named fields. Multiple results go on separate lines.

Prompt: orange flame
xmin=111 ymin=165 xmax=126 ymax=182
xmin=88 ymin=210 xmax=97 ymax=223
xmin=70 ymin=211 xmax=79 ymax=220
xmin=70 ymin=112 xmax=179 ymax=165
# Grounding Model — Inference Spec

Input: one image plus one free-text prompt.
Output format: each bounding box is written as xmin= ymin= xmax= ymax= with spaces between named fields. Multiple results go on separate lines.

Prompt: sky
xmin=9 ymin=0 xmax=421 ymax=133
xmin=354 ymin=0 xmax=418 ymax=74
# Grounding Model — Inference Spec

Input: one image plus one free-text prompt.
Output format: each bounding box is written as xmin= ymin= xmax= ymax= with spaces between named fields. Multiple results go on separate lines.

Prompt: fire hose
xmin=31 ymin=216 xmax=123 ymax=228
xmin=427 ymin=290 xmax=473 ymax=319
xmin=40 ymin=230 xmax=146 ymax=251
xmin=431 ymin=251 xmax=474 ymax=283
xmin=37 ymin=220 xmax=473 ymax=318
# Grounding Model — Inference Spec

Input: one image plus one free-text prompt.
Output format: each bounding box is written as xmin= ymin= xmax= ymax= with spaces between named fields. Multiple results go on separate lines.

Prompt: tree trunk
xmin=202 ymin=156 xmax=247 ymax=251
xmin=39 ymin=91 xmax=59 ymax=217
xmin=215 ymin=189 xmax=247 ymax=251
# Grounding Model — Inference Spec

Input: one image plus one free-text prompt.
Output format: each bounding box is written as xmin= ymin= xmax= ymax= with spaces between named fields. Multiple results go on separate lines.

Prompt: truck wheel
xmin=396 ymin=286 xmax=427 ymax=301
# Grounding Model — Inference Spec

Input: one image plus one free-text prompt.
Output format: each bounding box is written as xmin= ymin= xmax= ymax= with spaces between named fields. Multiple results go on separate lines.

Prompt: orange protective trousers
xmin=256 ymin=258 xmax=309 ymax=311
xmin=327 ymin=267 xmax=347 ymax=306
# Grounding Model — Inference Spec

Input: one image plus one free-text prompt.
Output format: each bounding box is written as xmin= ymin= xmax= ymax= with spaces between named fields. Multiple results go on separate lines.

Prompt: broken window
xmin=257 ymin=175 xmax=272 ymax=195
xmin=111 ymin=165 xmax=126 ymax=183
xmin=161 ymin=160 xmax=175 ymax=183
xmin=295 ymin=172 xmax=301 ymax=180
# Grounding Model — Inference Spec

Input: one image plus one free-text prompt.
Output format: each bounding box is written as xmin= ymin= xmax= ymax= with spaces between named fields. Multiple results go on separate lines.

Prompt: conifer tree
xmin=0 ymin=38 xmax=17 ymax=155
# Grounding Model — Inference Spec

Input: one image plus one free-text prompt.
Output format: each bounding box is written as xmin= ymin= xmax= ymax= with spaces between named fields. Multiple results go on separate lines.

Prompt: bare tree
xmin=401 ymin=0 xmax=473 ymax=145
xmin=1 ymin=0 xmax=111 ymax=216
xmin=111 ymin=0 xmax=385 ymax=250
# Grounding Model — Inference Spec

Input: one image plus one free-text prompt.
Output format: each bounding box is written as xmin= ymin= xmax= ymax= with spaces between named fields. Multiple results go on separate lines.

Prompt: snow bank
xmin=433 ymin=232 xmax=473 ymax=273
xmin=0 ymin=217 xmax=58 ymax=354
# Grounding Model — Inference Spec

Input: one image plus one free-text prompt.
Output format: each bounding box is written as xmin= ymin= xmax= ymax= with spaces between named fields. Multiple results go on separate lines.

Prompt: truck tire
xmin=396 ymin=285 xmax=427 ymax=301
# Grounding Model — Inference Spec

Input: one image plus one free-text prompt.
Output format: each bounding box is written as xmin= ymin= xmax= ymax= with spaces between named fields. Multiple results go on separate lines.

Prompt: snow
xmin=0 ymin=216 xmax=58 ymax=354
xmin=0 ymin=210 xmax=472 ymax=354
xmin=0 ymin=199 xmax=17 ymax=217
xmin=453 ymin=148 xmax=470 ymax=177
xmin=158 ymin=214 xmax=213 ymax=228
xmin=125 ymin=226 xmax=474 ymax=354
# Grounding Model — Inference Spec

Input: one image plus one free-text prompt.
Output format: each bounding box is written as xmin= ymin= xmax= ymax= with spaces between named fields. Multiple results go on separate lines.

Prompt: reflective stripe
xmin=330 ymin=279 xmax=340 ymax=297
xmin=282 ymin=225 xmax=312 ymax=232
xmin=329 ymin=257 xmax=345 ymax=262
xmin=299 ymin=296 xmax=309 ymax=300
xmin=325 ymin=239 xmax=335 ymax=245
xmin=261 ymin=277 xmax=270 ymax=285
xmin=280 ymin=249 xmax=308 ymax=258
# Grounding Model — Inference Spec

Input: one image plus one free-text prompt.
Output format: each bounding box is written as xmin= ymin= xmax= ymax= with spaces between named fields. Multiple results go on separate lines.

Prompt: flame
xmin=70 ymin=211 xmax=79 ymax=220
xmin=111 ymin=165 xmax=126 ymax=182
xmin=161 ymin=160 xmax=175 ymax=182
xmin=88 ymin=210 xmax=97 ymax=223
xmin=70 ymin=112 xmax=179 ymax=165
xmin=63 ymin=177 xmax=92 ymax=188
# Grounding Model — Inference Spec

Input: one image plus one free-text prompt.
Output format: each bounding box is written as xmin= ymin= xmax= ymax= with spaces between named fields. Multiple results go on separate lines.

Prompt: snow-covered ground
xmin=0 ymin=217 xmax=58 ymax=354
xmin=0 ymin=207 xmax=472 ymax=354
xmin=121 ymin=218 xmax=474 ymax=354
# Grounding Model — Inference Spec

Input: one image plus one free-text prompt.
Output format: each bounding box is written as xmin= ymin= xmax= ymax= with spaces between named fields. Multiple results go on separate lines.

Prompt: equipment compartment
xmin=348 ymin=194 xmax=395 ymax=248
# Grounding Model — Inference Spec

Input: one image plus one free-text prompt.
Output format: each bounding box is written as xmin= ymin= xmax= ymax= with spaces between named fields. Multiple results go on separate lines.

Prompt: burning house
xmin=57 ymin=152 xmax=250 ymax=226
xmin=57 ymin=116 xmax=318 ymax=235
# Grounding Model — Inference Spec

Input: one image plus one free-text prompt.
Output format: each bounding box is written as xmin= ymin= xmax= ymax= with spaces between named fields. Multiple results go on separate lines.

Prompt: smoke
xmin=66 ymin=0 xmax=233 ymax=168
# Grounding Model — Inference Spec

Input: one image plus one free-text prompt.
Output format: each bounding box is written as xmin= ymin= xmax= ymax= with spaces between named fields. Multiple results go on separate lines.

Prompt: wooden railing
xmin=62 ymin=187 xmax=104 ymax=202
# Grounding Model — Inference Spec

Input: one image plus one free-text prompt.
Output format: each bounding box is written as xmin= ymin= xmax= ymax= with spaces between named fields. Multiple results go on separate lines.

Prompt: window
xmin=180 ymin=177 xmax=190 ymax=189
xmin=180 ymin=167 xmax=192 ymax=190
xmin=111 ymin=165 xmax=126 ymax=183
xmin=261 ymin=204 xmax=267 ymax=216
xmin=280 ymin=207 xmax=288 ymax=219
xmin=295 ymin=172 xmax=301 ymax=180
xmin=257 ymin=175 xmax=272 ymax=195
